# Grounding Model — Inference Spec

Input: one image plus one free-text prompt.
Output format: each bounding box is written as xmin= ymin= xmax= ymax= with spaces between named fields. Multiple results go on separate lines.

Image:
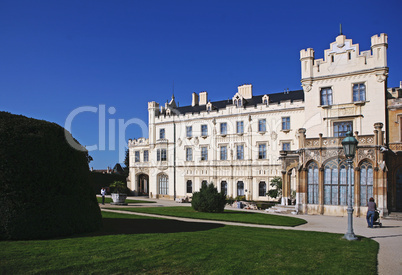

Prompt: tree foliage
xmin=191 ymin=182 xmax=226 ymax=213
xmin=267 ymin=176 xmax=283 ymax=199
xmin=0 ymin=112 xmax=102 ymax=240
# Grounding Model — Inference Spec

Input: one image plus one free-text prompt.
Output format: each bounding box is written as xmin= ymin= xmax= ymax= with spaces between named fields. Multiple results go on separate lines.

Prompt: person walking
xmin=101 ymin=187 xmax=106 ymax=205
xmin=366 ymin=197 xmax=376 ymax=228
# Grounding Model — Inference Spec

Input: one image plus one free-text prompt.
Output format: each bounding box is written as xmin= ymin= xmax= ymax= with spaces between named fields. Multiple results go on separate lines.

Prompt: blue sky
xmin=1 ymin=0 xmax=401 ymax=169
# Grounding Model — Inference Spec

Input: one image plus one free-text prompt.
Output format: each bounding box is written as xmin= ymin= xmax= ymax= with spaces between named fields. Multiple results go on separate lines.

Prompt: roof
xmin=174 ymin=89 xmax=304 ymax=115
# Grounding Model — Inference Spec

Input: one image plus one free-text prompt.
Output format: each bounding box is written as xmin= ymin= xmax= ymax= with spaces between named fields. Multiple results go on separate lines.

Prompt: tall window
xmin=353 ymin=83 xmax=366 ymax=102
xmin=259 ymin=181 xmax=266 ymax=196
xmin=360 ymin=161 xmax=373 ymax=206
xmin=201 ymin=147 xmax=208 ymax=161
xmin=143 ymin=150 xmax=149 ymax=162
xmin=307 ymin=162 xmax=319 ymax=204
xmin=258 ymin=144 xmax=266 ymax=159
xmin=159 ymin=174 xmax=168 ymax=195
xmin=220 ymin=146 xmax=227 ymax=160
xmin=237 ymin=121 xmax=244 ymax=134
xmin=186 ymin=180 xmax=193 ymax=193
xmin=333 ymin=121 xmax=352 ymax=137
xmin=186 ymin=126 xmax=192 ymax=138
xmin=221 ymin=181 xmax=227 ymax=196
xmin=201 ymin=124 xmax=208 ymax=136
xmin=220 ymin=123 xmax=227 ymax=135
xmin=159 ymin=128 xmax=165 ymax=139
xmin=323 ymin=159 xmax=354 ymax=206
xmin=186 ymin=147 xmax=193 ymax=161
xmin=282 ymin=142 xmax=290 ymax=151
xmin=157 ymin=149 xmax=167 ymax=161
xmin=282 ymin=117 xmax=290 ymax=130
xmin=135 ymin=151 xmax=140 ymax=162
xmin=258 ymin=119 xmax=266 ymax=132
xmin=320 ymin=87 xmax=333 ymax=105
xmin=237 ymin=181 xmax=244 ymax=196
xmin=237 ymin=145 xmax=244 ymax=160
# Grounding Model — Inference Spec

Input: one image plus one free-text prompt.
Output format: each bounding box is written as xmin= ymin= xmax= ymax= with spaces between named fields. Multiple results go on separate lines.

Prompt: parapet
xmin=371 ymin=33 xmax=388 ymax=48
xmin=300 ymin=48 xmax=315 ymax=60
xmin=148 ymin=101 xmax=159 ymax=109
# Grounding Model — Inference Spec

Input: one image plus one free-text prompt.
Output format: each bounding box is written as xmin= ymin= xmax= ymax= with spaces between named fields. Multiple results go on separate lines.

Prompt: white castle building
xmin=128 ymin=32 xmax=395 ymax=216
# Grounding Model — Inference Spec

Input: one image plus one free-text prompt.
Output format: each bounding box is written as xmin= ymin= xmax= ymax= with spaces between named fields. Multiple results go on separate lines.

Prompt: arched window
xmin=221 ymin=181 xmax=227 ymax=196
xmin=237 ymin=181 xmax=244 ymax=196
xmin=323 ymin=159 xmax=354 ymax=205
xmin=158 ymin=174 xmax=168 ymax=195
xmin=360 ymin=161 xmax=373 ymax=206
xmin=186 ymin=180 xmax=192 ymax=193
xmin=259 ymin=181 xmax=266 ymax=196
xmin=307 ymin=162 xmax=319 ymax=204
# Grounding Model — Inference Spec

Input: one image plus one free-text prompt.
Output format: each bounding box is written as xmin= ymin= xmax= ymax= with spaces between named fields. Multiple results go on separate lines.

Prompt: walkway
xmin=100 ymin=196 xmax=402 ymax=275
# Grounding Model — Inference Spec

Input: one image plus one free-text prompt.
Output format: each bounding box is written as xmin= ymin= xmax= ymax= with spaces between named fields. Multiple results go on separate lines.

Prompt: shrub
xmin=109 ymin=181 xmax=128 ymax=194
xmin=267 ymin=176 xmax=282 ymax=199
xmin=191 ymin=182 xmax=226 ymax=213
xmin=0 ymin=112 xmax=102 ymax=240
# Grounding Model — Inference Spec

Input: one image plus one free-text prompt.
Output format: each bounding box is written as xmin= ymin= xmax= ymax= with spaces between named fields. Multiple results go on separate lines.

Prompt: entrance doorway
xmin=138 ymin=174 xmax=149 ymax=196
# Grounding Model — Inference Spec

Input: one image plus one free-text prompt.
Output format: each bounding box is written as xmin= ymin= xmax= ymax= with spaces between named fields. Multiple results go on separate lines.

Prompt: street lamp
xmin=341 ymin=131 xmax=359 ymax=241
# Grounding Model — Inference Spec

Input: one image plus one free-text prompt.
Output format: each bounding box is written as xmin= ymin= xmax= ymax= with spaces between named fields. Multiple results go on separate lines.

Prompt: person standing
xmin=101 ymin=187 xmax=106 ymax=205
xmin=366 ymin=197 xmax=376 ymax=228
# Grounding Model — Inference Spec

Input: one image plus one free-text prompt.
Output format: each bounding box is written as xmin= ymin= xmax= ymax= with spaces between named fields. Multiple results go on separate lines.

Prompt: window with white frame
xmin=258 ymin=119 xmax=266 ymax=132
xmin=135 ymin=151 xmax=140 ymax=162
xmin=186 ymin=126 xmax=192 ymax=138
xmin=143 ymin=150 xmax=149 ymax=162
xmin=307 ymin=162 xmax=319 ymax=204
xmin=360 ymin=161 xmax=373 ymax=206
xmin=157 ymin=149 xmax=167 ymax=161
xmin=259 ymin=181 xmax=266 ymax=196
xmin=282 ymin=117 xmax=290 ymax=131
xmin=237 ymin=144 xmax=244 ymax=160
xmin=186 ymin=147 xmax=193 ymax=161
xmin=237 ymin=181 xmax=244 ymax=196
xmin=353 ymin=83 xmax=366 ymax=102
xmin=220 ymin=122 xmax=227 ymax=135
xmin=221 ymin=181 xmax=227 ymax=196
xmin=282 ymin=142 xmax=290 ymax=151
xmin=186 ymin=180 xmax=192 ymax=193
xmin=258 ymin=144 xmax=266 ymax=159
xmin=324 ymin=159 xmax=354 ymax=206
xmin=159 ymin=128 xmax=165 ymax=139
xmin=201 ymin=124 xmax=208 ymax=136
xmin=158 ymin=174 xmax=168 ymax=195
xmin=201 ymin=146 xmax=208 ymax=161
xmin=220 ymin=146 xmax=227 ymax=161
xmin=320 ymin=87 xmax=333 ymax=105
xmin=237 ymin=121 xmax=244 ymax=134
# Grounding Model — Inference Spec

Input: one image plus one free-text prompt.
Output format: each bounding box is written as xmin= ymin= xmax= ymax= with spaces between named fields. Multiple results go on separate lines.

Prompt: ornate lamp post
xmin=341 ymin=131 xmax=359 ymax=241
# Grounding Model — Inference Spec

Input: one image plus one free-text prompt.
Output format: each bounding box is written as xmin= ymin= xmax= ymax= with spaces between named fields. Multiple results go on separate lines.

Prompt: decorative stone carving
xmin=271 ymin=131 xmax=277 ymax=141
xmin=177 ymin=138 xmax=182 ymax=147
xmin=357 ymin=148 xmax=375 ymax=162
xmin=305 ymin=149 xmax=320 ymax=162
xmin=194 ymin=137 xmax=199 ymax=146
xmin=376 ymin=72 xmax=388 ymax=83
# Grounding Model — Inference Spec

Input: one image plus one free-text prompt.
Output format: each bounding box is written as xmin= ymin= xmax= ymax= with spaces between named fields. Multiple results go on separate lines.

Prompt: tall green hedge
xmin=90 ymin=172 xmax=127 ymax=195
xmin=0 ymin=112 xmax=102 ymax=240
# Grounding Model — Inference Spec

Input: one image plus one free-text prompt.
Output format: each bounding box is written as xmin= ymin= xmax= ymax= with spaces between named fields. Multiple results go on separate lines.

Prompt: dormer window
xmin=206 ymin=101 xmax=213 ymax=112
xmin=262 ymin=95 xmax=269 ymax=105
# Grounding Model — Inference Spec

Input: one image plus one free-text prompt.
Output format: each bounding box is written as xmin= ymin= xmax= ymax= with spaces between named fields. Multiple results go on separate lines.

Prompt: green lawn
xmin=106 ymin=206 xmax=307 ymax=227
xmin=97 ymin=197 xmax=156 ymax=204
xmin=0 ymin=212 xmax=378 ymax=274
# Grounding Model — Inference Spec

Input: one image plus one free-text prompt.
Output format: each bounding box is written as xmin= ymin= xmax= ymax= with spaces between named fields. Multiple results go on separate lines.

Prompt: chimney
xmin=238 ymin=84 xmax=253 ymax=99
xmin=192 ymin=92 xmax=199 ymax=106
xmin=199 ymin=91 xmax=208 ymax=105
xmin=400 ymin=81 xmax=402 ymax=89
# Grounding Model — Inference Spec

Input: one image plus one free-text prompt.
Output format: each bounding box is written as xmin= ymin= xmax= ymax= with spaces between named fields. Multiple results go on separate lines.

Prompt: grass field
xmin=106 ymin=206 xmax=307 ymax=227
xmin=1 ymin=212 xmax=378 ymax=274
xmin=97 ymin=197 xmax=156 ymax=204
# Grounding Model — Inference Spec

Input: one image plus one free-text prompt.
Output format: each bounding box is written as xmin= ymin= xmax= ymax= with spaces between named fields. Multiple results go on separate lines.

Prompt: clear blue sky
xmin=2 ymin=0 xmax=401 ymax=169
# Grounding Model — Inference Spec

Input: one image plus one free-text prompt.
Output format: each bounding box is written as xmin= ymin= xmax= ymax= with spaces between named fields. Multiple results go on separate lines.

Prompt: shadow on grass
xmin=80 ymin=218 xmax=225 ymax=237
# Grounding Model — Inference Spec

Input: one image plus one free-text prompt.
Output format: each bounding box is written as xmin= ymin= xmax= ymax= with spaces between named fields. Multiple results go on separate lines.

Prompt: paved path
xmin=100 ymin=196 xmax=402 ymax=275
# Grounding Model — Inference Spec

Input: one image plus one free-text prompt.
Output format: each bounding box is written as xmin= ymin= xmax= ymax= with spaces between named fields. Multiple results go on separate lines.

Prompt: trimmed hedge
xmin=191 ymin=183 xmax=226 ymax=213
xmin=0 ymin=112 xmax=102 ymax=240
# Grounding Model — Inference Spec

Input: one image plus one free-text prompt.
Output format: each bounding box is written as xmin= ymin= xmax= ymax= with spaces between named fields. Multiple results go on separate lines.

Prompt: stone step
xmin=265 ymin=205 xmax=298 ymax=215
xmin=384 ymin=212 xmax=402 ymax=221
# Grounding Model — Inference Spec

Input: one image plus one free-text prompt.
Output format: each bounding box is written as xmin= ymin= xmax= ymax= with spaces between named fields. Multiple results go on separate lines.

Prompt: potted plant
xmin=109 ymin=181 xmax=128 ymax=205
